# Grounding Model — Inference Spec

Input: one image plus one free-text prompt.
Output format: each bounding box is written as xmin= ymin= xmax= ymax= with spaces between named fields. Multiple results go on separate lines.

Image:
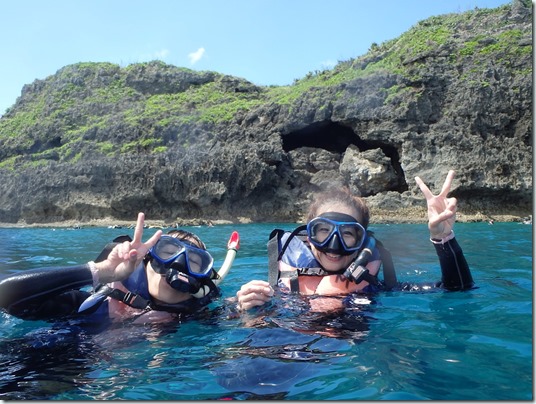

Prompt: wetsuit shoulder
xmin=0 ymin=264 xmax=93 ymax=320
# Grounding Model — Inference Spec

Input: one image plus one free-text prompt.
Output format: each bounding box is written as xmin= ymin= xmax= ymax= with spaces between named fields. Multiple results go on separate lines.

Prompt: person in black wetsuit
xmin=235 ymin=170 xmax=474 ymax=312
xmin=0 ymin=212 xmax=232 ymax=322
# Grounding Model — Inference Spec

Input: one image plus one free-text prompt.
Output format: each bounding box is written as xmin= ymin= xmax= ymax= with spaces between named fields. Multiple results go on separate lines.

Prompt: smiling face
xmin=309 ymin=202 xmax=362 ymax=272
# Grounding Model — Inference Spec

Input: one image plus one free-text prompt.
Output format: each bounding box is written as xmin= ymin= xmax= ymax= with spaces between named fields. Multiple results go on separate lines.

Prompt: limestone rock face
xmin=340 ymin=146 xmax=401 ymax=197
xmin=0 ymin=1 xmax=531 ymax=224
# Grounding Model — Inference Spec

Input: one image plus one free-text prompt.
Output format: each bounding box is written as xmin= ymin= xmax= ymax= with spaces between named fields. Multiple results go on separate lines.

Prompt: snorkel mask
xmin=149 ymin=235 xmax=214 ymax=294
xmin=306 ymin=212 xmax=366 ymax=256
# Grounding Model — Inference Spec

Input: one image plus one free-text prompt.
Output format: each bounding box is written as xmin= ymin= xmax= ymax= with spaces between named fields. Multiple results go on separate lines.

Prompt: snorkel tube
xmin=343 ymin=234 xmax=376 ymax=284
xmin=192 ymin=231 xmax=240 ymax=298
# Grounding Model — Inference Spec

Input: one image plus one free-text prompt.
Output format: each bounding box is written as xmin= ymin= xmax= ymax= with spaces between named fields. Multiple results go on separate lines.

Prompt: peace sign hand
xmin=415 ymin=170 xmax=458 ymax=239
xmin=94 ymin=212 xmax=162 ymax=283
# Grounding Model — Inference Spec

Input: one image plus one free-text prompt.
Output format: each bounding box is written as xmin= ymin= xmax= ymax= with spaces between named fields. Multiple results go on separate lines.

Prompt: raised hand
xmin=236 ymin=280 xmax=274 ymax=311
xmin=95 ymin=212 xmax=162 ymax=283
xmin=415 ymin=170 xmax=458 ymax=239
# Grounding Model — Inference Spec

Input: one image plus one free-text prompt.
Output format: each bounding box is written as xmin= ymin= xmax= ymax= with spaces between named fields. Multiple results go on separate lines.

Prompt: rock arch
xmin=282 ymin=120 xmax=407 ymax=195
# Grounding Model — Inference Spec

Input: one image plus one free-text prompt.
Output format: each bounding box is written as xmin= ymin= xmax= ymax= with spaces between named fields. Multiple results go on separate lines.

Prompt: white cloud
xmin=188 ymin=47 xmax=205 ymax=65
xmin=153 ymin=49 xmax=170 ymax=59
xmin=138 ymin=49 xmax=170 ymax=62
xmin=320 ymin=59 xmax=337 ymax=70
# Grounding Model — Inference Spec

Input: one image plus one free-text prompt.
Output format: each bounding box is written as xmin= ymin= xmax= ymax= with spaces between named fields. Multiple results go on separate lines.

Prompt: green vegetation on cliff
xmin=0 ymin=1 xmax=530 ymax=171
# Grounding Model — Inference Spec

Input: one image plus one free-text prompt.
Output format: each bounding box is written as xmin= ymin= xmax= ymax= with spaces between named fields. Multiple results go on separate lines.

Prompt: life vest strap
xmin=375 ymin=240 xmax=397 ymax=289
xmin=97 ymin=284 xmax=151 ymax=310
xmin=267 ymin=229 xmax=284 ymax=287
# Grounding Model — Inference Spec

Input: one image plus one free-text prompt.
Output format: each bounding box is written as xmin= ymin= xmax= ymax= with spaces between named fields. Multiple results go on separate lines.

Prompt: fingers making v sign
xmin=97 ymin=212 xmax=163 ymax=283
xmin=415 ymin=170 xmax=458 ymax=240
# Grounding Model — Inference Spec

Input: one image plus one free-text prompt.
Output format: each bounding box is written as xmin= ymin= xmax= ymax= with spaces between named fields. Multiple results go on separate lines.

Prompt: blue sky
xmin=1 ymin=0 xmax=511 ymax=116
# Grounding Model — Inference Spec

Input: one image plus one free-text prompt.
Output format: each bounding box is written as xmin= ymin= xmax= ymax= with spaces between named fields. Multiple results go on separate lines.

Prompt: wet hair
xmin=167 ymin=229 xmax=207 ymax=250
xmin=306 ymin=186 xmax=370 ymax=229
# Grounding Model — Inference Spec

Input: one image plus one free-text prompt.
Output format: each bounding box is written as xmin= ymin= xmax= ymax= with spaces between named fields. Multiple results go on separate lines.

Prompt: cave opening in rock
xmin=282 ymin=121 xmax=358 ymax=154
xmin=282 ymin=120 xmax=408 ymax=192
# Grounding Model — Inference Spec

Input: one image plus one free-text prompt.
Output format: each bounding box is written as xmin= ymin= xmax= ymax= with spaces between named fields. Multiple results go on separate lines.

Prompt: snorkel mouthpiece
xmin=166 ymin=270 xmax=202 ymax=294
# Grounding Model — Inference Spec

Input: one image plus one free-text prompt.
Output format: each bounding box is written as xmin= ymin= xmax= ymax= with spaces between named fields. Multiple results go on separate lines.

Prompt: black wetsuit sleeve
xmin=0 ymin=264 xmax=94 ymax=319
xmin=434 ymin=238 xmax=474 ymax=291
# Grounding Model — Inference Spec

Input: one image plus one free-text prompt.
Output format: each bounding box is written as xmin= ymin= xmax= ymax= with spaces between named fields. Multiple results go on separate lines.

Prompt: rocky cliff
xmin=0 ymin=1 xmax=532 ymax=226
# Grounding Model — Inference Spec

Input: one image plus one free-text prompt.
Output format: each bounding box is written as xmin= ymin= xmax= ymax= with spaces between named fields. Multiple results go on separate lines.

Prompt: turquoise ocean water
xmin=0 ymin=221 xmax=532 ymax=400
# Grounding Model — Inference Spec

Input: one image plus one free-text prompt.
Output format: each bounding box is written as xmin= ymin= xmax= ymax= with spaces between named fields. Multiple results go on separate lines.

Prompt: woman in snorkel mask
xmin=0 ymin=212 xmax=239 ymax=323
xmin=232 ymin=188 xmax=381 ymax=313
xmin=81 ymin=212 xmax=237 ymax=321
xmin=235 ymin=170 xmax=474 ymax=312
xmin=96 ymin=226 xmax=219 ymax=319
xmin=232 ymin=188 xmax=380 ymax=312
xmin=263 ymin=193 xmax=379 ymax=298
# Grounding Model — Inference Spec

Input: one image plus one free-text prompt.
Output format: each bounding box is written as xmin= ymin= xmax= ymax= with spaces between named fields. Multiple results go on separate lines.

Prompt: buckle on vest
xmin=122 ymin=292 xmax=137 ymax=305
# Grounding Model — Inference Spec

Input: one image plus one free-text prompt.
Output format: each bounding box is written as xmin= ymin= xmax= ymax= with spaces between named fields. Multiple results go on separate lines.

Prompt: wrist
xmin=89 ymin=261 xmax=115 ymax=284
xmin=430 ymin=230 xmax=455 ymax=244
xmin=87 ymin=261 xmax=101 ymax=287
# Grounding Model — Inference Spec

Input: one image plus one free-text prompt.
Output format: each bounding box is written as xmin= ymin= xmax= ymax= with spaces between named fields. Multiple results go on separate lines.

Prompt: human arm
xmin=432 ymin=237 xmax=474 ymax=290
xmin=0 ymin=212 xmax=162 ymax=319
xmin=415 ymin=170 xmax=474 ymax=290
xmin=0 ymin=264 xmax=95 ymax=319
